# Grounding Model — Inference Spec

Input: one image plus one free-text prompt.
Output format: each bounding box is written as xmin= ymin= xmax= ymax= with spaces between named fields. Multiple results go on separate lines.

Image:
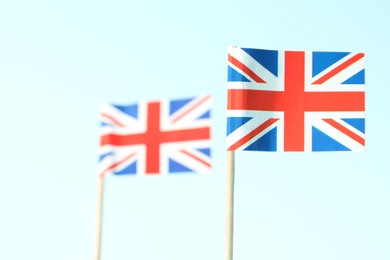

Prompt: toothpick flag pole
xmin=94 ymin=174 xmax=105 ymax=260
xmin=225 ymin=151 xmax=235 ymax=260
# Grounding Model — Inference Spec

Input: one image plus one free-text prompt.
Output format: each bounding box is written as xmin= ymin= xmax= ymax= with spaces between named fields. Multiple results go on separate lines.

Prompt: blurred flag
xmin=227 ymin=47 xmax=365 ymax=152
xmin=99 ymin=95 xmax=212 ymax=176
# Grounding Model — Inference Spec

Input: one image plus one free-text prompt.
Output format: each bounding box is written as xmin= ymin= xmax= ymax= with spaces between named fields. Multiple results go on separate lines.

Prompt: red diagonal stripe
xmin=312 ymin=53 xmax=364 ymax=84
xmin=100 ymin=152 xmax=136 ymax=176
xmin=322 ymin=119 xmax=365 ymax=146
xmin=179 ymin=149 xmax=211 ymax=169
xmin=171 ymin=95 xmax=210 ymax=123
xmin=101 ymin=113 xmax=125 ymax=127
xmin=228 ymin=54 xmax=266 ymax=83
xmin=228 ymin=118 xmax=279 ymax=150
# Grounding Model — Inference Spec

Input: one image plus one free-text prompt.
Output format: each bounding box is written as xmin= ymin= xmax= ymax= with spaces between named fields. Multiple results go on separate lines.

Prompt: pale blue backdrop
xmin=1 ymin=0 xmax=389 ymax=259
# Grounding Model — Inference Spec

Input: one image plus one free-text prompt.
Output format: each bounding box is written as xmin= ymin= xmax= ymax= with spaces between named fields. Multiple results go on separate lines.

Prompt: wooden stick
xmin=225 ymin=151 xmax=235 ymax=260
xmin=94 ymin=174 xmax=105 ymax=260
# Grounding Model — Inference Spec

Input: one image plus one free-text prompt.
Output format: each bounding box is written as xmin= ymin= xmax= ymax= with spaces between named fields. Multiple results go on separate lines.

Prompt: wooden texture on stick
xmin=225 ymin=151 xmax=235 ymax=260
xmin=95 ymin=175 xmax=105 ymax=260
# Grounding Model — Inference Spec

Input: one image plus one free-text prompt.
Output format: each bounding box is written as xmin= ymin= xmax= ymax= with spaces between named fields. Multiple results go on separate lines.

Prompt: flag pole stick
xmin=225 ymin=150 xmax=235 ymax=260
xmin=94 ymin=174 xmax=105 ymax=260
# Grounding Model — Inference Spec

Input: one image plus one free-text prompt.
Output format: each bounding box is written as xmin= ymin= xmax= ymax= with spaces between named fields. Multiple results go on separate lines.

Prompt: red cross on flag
xmin=227 ymin=47 xmax=365 ymax=152
xmin=99 ymin=95 xmax=212 ymax=176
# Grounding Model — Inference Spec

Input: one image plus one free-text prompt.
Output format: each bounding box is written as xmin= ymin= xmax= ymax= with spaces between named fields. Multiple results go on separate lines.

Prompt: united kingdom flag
xmin=99 ymin=95 xmax=212 ymax=176
xmin=227 ymin=47 xmax=365 ymax=152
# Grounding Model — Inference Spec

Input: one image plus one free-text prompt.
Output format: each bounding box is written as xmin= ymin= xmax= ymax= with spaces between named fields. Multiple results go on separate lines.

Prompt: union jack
xmin=99 ymin=95 xmax=212 ymax=176
xmin=227 ymin=47 xmax=365 ymax=152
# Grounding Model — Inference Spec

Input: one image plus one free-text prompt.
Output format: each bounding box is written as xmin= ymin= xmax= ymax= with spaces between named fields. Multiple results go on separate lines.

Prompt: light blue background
xmin=1 ymin=1 xmax=389 ymax=259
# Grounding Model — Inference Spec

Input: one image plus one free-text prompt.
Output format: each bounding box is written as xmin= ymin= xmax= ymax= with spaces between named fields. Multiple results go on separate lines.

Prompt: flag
xmin=226 ymin=47 xmax=365 ymax=152
xmin=99 ymin=95 xmax=212 ymax=176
